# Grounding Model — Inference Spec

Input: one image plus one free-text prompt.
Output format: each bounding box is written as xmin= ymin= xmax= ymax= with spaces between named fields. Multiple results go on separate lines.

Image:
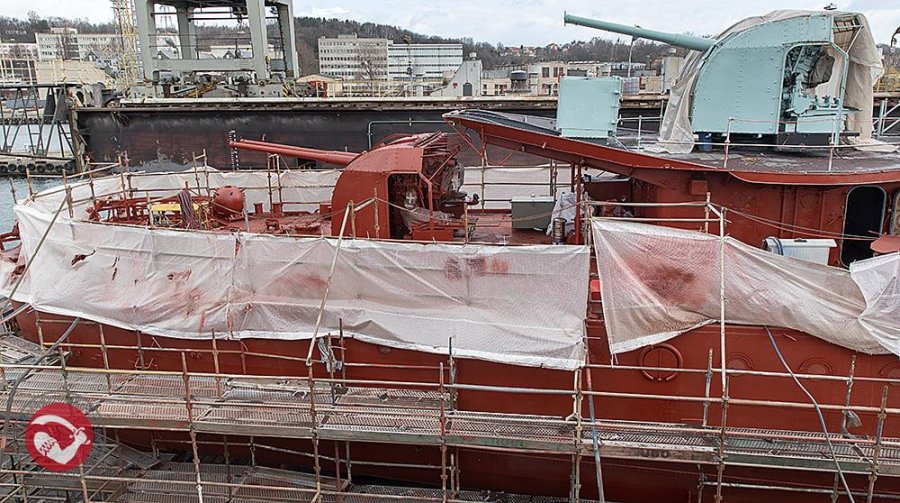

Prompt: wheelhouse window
xmin=841 ymin=186 xmax=887 ymax=266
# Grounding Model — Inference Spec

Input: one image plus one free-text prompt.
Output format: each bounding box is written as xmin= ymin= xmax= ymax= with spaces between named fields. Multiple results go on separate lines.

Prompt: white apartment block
xmin=0 ymin=41 xmax=39 ymax=84
xmin=318 ymin=35 xmax=389 ymax=80
xmin=0 ymin=41 xmax=39 ymax=60
xmin=387 ymin=43 xmax=462 ymax=82
xmin=35 ymin=28 xmax=119 ymax=61
xmin=318 ymin=35 xmax=462 ymax=82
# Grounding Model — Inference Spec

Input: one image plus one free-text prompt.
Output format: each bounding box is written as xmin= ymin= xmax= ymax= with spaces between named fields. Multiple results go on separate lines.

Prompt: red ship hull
xmin=15 ymin=304 xmax=900 ymax=502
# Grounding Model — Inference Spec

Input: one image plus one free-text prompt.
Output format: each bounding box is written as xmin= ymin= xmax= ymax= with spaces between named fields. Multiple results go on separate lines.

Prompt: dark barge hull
xmin=74 ymin=96 xmax=663 ymax=169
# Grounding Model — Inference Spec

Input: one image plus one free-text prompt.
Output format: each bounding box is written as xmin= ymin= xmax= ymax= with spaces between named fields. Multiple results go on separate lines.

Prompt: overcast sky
xmin=5 ymin=0 xmax=900 ymax=47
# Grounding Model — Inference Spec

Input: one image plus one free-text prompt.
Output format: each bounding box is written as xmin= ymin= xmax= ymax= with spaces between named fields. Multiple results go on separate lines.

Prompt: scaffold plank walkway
xmin=3 ymin=362 xmax=900 ymax=479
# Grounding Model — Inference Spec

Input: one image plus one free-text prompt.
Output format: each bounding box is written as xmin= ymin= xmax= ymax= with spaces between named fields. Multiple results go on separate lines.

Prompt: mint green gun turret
xmin=562 ymin=11 xmax=865 ymax=148
xmin=563 ymin=13 xmax=714 ymax=53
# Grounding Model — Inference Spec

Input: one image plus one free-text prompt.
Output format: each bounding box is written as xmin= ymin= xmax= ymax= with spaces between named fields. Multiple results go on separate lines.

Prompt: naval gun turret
xmin=564 ymin=11 xmax=870 ymax=148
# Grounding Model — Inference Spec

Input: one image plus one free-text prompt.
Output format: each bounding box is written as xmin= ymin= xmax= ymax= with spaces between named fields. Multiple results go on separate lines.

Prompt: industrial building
xmin=317 ymin=35 xmax=389 ymax=80
xmin=318 ymin=35 xmax=463 ymax=83
xmin=0 ymin=41 xmax=39 ymax=83
xmin=132 ymin=0 xmax=299 ymax=97
xmin=387 ymin=42 xmax=463 ymax=81
xmin=35 ymin=28 xmax=119 ymax=61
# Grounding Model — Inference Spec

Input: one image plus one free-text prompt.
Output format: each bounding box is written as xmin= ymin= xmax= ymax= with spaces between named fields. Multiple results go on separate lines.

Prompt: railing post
xmin=583 ymin=337 xmax=606 ymax=503
xmin=840 ymin=356 xmax=856 ymax=435
xmin=703 ymin=193 xmax=711 ymax=234
xmin=211 ymin=333 xmax=223 ymax=399
xmin=448 ymin=338 xmax=460 ymax=498
xmin=62 ymin=169 xmax=74 ymax=218
xmin=866 ymin=386 xmax=889 ymax=503
xmin=57 ymin=341 xmax=91 ymax=503
xmin=192 ymin=152 xmax=203 ymax=195
xmin=574 ymin=164 xmax=582 ymax=245
xmin=722 ymin=117 xmax=733 ymax=169
xmin=373 ymin=188 xmax=381 ymax=237
xmin=135 ymin=330 xmax=146 ymax=370
xmin=224 ymin=434 xmax=234 ymax=503
xmin=267 ymin=153 xmax=275 ymax=210
xmin=275 ymin=154 xmax=284 ymax=204
xmin=570 ymin=368 xmax=583 ymax=502
xmin=439 ymin=362 xmax=448 ymax=503
xmin=306 ymin=362 xmax=323 ymax=502
xmin=636 ymin=115 xmax=643 ymax=150
xmin=713 ymin=202 xmax=728 ymax=503
xmin=702 ymin=347 xmax=713 ymax=427
xmin=181 ymin=352 xmax=205 ymax=503
xmin=480 ymin=136 xmax=487 ymax=211
xmin=714 ymin=377 xmax=730 ymax=503
xmin=98 ymin=324 xmax=112 ymax=394
xmin=338 ymin=320 xmax=353 ymax=485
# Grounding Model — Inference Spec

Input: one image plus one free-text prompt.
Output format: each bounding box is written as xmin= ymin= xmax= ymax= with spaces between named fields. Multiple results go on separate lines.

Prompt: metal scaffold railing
xmin=4 ymin=169 xmax=900 ymax=502
xmin=1 ymin=301 xmax=899 ymax=503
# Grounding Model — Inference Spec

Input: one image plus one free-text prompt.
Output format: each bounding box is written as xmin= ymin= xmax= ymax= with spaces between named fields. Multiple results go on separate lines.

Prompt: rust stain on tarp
xmin=167 ymin=270 xmax=192 ymax=281
xmin=71 ymin=251 xmax=96 ymax=266
xmin=444 ymin=256 xmax=510 ymax=280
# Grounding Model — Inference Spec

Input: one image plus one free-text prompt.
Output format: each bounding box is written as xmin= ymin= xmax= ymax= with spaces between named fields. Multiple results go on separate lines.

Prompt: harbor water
xmin=0 ymin=177 xmax=60 ymax=231
xmin=0 ymin=123 xmax=72 ymax=157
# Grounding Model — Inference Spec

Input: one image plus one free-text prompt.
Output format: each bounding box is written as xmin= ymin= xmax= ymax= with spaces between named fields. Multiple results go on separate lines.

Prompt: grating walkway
xmin=1 ymin=332 xmax=897 ymax=482
xmin=1 ymin=363 xmax=899 ymax=479
xmin=0 ymin=429 xmax=604 ymax=503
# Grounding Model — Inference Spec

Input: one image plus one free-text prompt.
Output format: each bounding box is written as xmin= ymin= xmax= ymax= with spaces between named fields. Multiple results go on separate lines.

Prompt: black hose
xmin=765 ymin=325 xmax=855 ymax=503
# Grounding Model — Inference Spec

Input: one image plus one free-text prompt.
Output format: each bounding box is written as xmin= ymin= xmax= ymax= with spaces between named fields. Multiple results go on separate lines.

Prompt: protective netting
xmin=592 ymin=219 xmax=900 ymax=356
xmin=2 ymin=170 xmax=590 ymax=370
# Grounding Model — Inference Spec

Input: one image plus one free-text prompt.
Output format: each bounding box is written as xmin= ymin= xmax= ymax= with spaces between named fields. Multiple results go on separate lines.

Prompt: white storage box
xmin=762 ymin=237 xmax=837 ymax=265
xmin=510 ymin=195 xmax=556 ymax=230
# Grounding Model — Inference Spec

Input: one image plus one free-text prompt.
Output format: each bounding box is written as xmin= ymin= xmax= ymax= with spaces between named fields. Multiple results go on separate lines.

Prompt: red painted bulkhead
xmin=630 ymin=173 xmax=900 ymax=267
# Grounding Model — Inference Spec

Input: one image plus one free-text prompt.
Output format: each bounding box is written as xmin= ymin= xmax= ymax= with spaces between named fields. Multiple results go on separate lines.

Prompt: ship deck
xmin=446 ymin=109 xmax=900 ymax=177
xmin=102 ymin=208 xmax=556 ymax=246
xmin=652 ymin=143 xmax=900 ymax=175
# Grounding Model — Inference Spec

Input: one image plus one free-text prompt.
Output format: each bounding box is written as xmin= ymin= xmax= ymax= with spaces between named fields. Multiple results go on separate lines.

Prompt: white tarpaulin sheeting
xmin=2 ymin=170 xmax=590 ymax=370
xmin=850 ymin=253 xmax=900 ymax=354
xmin=592 ymin=219 xmax=900 ymax=356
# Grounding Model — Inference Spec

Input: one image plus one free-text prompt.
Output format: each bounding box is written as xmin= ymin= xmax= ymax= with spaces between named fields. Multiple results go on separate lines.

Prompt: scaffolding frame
xmin=3 ymin=288 xmax=900 ymax=503
xmin=0 ymin=83 xmax=76 ymax=163
xmin=5 ymin=170 xmax=900 ymax=501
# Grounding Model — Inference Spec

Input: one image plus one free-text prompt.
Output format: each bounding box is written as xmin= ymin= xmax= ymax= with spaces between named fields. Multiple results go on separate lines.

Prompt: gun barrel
xmin=229 ymin=139 xmax=359 ymax=166
xmin=564 ymin=13 xmax=714 ymax=52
